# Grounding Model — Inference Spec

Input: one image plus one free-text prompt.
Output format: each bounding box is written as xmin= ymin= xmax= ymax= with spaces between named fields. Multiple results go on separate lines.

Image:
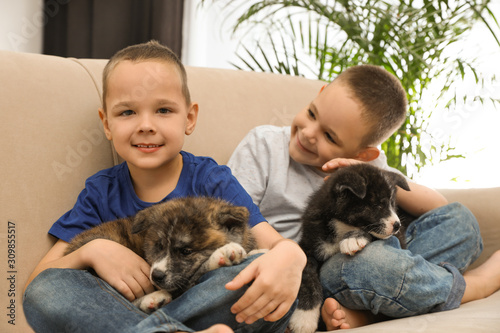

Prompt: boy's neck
xmin=128 ymin=154 xmax=183 ymax=203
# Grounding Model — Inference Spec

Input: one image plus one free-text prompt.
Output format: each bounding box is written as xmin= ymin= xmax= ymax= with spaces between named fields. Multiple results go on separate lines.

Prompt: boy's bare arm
xmin=226 ymin=222 xmax=306 ymax=324
xmin=24 ymin=238 xmax=154 ymax=301
xmin=24 ymin=239 xmax=94 ymax=292
xmin=397 ymin=181 xmax=448 ymax=216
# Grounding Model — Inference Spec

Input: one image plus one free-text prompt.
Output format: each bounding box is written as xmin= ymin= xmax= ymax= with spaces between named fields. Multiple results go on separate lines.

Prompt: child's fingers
xmin=226 ymin=264 xmax=266 ymax=321
xmin=242 ymin=296 xmax=287 ymax=324
xmin=322 ymin=158 xmax=361 ymax=172
xmin=225 ymin=263 xmax=257 ymax=291
xmin=111 ymin=276 xmax=143 ymax=301
xmin=112 ymin=279 xmax=136 ymax=302
xmin=230 ymin=273 xmax=292 ymax=324
xmin=233 ymin=290 xmax=268 ymax=324
xmin=104 ymin=261 xmax=154 ymax=301
xmin=321 ymin=159 xmax=345 ymax=172
xmin=136 ymin=273 xmax=155 ymax=296
xmin=264 ymin=300 xmax=290 ymax=322
xmin=233 ymin=286 xmax=291 ymax=324
xmin=139 ymin=263 xmax=156 ymax=294
xmin=119 ymin=261 xmax=154 ymax=301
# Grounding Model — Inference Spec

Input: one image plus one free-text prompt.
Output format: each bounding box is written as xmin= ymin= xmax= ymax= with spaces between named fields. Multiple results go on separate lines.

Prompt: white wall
xmin=182 ymin=0 xmax=254 ymax=69
xmin=0 ymin=0 xmax=45 ymax=53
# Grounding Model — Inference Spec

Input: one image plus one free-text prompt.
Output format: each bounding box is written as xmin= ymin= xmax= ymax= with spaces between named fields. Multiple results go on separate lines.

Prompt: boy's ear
xmin=354 ymin=147 xmax=380 ymax=162
xmin=319 ymin=84 xmax=327 ymax=94
xmin=98 ymin=108 xmax=112 ymax=141
xmin=185 ymin=102 xmax=199 ymax=135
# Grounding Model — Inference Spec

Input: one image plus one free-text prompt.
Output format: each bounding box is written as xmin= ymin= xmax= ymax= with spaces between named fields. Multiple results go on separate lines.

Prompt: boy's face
xmin=99 ymin=60 xmax=197 ymax=172
xmin=289 ymin=82 xmax=371 ymax=168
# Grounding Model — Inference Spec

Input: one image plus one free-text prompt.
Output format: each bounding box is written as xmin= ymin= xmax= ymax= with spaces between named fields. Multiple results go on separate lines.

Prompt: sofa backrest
xmin=1 ymin=51 xmax=113 ymax=332
xmin=3 ymin=50 xmax=499 ymax=333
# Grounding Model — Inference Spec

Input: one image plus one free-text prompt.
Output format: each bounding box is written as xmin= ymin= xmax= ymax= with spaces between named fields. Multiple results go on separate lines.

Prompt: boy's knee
xmin=446 ymin=202 xmax=482 ymax=249
xmin=24 ymin=269 xmax=72 ymax=329
xmin=448 ymin=202 xmax=476 ymax=222
xmin=319 ymin=238 xmax=406 ymax=294
xmin=24 ymin=269 xmax=71 ymax=308
xmin=441 ymin=202 xmax=477 ymax=227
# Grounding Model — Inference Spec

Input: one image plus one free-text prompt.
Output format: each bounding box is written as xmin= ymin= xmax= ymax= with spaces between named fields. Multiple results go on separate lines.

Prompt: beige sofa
xmin=1 ymin=50 xmax=499 ymax=333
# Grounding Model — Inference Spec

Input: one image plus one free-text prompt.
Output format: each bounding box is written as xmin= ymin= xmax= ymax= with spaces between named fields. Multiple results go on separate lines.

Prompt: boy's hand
xmin=81 ymin=239 xmax=155 ymax=301
xmin=225 ymin=240 xmax=305 ymax=324
xmin=322 ymin=158 xmax=363 ymax=173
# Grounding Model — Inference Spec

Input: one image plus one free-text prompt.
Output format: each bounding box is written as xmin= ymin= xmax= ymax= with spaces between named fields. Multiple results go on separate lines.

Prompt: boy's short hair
xmin=102 ymin=40 xmax=191 ymax=109
xmin=336 ymin=65 xmax=407 ymax=147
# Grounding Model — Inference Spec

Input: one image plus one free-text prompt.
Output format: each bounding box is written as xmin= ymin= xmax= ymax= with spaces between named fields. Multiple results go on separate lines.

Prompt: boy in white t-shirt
xmin=228 ymin=65 xmax=500 ymax=329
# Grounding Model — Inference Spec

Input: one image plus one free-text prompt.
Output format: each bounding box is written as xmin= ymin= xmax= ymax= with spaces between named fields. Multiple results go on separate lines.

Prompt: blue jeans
xmin=320 ymin=202 xmax=482 ymax=318
xmin=23 ymin=254 xmax=294 ymax=333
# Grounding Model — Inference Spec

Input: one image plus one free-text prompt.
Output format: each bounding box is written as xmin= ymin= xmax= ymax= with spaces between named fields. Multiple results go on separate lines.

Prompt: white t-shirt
xmin=227 ymin=125 xmax=398 ymax=241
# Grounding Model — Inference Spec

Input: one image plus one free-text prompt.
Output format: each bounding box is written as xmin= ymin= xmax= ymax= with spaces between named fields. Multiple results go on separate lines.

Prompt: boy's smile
xmin=134 ymin=144 xmax=163 ymax=153
xmin=289 ymin=82 xmax=372 ymax=168
xmin=99 ymin=60 xmax=198 ymax=174
xmin=295 ymin=132 xmax=315 ymax=155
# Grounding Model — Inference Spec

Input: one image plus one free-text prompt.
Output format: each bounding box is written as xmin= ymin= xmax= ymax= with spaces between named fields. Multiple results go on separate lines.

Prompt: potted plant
xmin=201 ymin=0 xmax=500 ymax=176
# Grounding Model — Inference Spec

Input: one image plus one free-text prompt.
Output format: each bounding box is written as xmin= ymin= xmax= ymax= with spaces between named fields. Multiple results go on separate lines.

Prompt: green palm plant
xmin=201 ymin=0 xmax=500 ymax=177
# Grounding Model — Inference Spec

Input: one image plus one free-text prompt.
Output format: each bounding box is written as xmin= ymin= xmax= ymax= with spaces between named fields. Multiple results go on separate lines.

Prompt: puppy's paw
xmin=288 ymin=306 xmax=320 ymax=333
xmin=133 ymin=290 xmax=172 ymax=314
xmin=206 ymin=242 xmax=248 ymax=270
xmin=340 ymin=236 xmax=370 ymax=256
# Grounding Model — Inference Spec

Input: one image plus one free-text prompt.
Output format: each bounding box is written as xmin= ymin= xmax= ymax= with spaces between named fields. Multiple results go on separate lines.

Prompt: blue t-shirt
xmin=49 ymin=151 xmax=266 ymax=242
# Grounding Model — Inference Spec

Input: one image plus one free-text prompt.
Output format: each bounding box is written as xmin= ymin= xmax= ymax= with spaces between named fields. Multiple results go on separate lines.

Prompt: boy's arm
xmin=398 ymin=181 xmax=448 ymax=216
xmin=225 ymin=222 xmax=306 ymax=324
xmin=24 ymin=238 xmax=154 ymax=301
xmin=225 ymin=127 xmax=306 ymax=323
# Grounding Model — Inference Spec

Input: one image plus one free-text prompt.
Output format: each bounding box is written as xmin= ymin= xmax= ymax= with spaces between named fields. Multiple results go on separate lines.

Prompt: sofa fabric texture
xmin=1 ymin=50 xmax=499 ymax=332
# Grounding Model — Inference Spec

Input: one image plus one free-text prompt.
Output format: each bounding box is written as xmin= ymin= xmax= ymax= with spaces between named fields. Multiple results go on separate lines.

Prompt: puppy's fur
xmin=289 ymin=164 xmax=411 ymax=333
xmin=65 ymin=196 xmax=257 ymax=313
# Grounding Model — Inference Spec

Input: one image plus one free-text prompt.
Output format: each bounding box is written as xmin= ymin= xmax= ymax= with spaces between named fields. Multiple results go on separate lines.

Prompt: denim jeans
xmin=319 ymin=202 xmax=483 ymax=319
xmin=23 ymin=254 xmax=294 ymax=333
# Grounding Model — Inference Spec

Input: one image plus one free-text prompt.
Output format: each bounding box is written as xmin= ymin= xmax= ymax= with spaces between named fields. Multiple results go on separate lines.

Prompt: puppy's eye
xmin=179 ymin=247 xmax=193 ymax=255
xmin=155 ymin=240 xmax=164 ymax=250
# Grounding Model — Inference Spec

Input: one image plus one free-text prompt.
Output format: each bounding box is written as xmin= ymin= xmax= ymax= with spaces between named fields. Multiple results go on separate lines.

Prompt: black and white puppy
xmin=289 ymin=164 xmax=411 ymax=333
xmin=65 ymin=196 xmax=257 ymax=313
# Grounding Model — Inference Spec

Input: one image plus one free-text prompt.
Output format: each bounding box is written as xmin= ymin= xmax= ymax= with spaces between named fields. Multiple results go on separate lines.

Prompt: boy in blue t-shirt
xmin=23 ymin=41 xmax=306 ymax=333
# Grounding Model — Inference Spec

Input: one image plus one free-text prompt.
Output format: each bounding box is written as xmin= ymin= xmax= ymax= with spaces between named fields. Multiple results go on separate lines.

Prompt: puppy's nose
xmin=393 ymin=221 xmax=401 ymax=234
xmin=151 ymin=269 xmax=166 ymax=284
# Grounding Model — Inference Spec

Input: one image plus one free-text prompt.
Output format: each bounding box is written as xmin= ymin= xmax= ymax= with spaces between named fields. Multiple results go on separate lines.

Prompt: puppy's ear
xmin=335 ymin=173 xmax=367 ymax=199
xmin=386 ymin=172 xmax=411 ymax=192
xmin=218 ymin=206 xmax=249 ymax=231
xmin=131 ymin=209 xmax=151 ymax=234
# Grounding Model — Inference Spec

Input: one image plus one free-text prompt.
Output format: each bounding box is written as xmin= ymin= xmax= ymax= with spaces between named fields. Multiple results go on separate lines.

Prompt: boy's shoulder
xmin=250 ymin=125 xmax=290 ymax=137
xmin=243 ymin=125 xmax=291 ymax=147
xmin=82 ymin=162 xmax=132 ymax=194
xmin=179 ymin=150 xmax=231 ymax=181
xmin=87 ymin=162 xmax=127 ymax=182
xmin=229 ymin=125 xmax=291 ymax=169
xmin=180 ymin=150 xmax=219 ymax=168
